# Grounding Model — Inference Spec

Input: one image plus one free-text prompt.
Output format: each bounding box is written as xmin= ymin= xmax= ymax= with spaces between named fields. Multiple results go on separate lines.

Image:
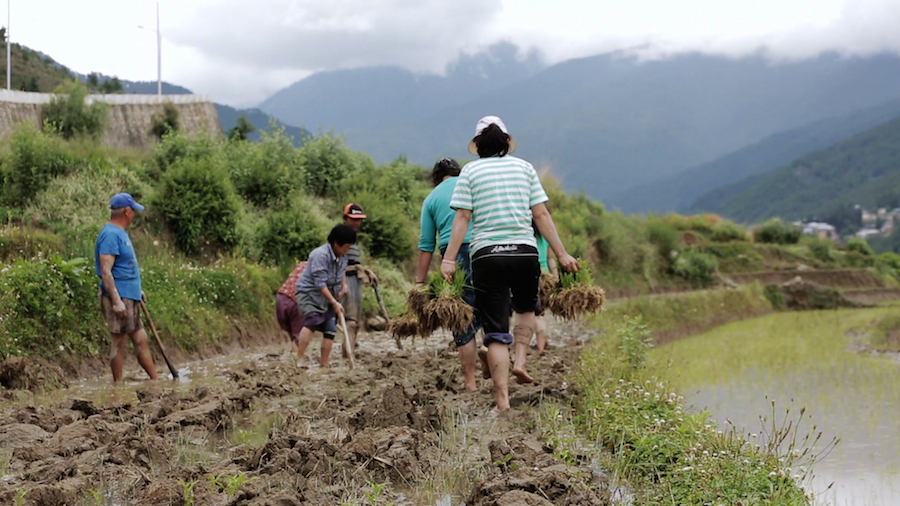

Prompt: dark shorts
xmin=341 ymin=274 xmax=363 ymax=323
xmin=471 ymin=244 xmax=540 ymax=347
xmin=99 ymin=293 xmax=143 ymax=335
xmin=304 ymin=309 xmax=337 ymax=339
xmin=276 ymin=293 xmax=304 ymax=338
xmin=441 ymin=243 xmax=480 ymax=347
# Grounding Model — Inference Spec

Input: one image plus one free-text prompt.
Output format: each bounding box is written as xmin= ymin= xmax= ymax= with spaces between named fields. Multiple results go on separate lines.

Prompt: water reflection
xmin=656 ymin=308 xmax=900 ymax=506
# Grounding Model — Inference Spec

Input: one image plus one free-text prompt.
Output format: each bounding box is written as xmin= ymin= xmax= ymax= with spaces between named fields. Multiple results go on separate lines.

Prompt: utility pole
xmin=6 ymin=0 xmax=10 ymax=90
xmin=138 ymin=0 xmax=162 ymax=96
xmin=156 ymin=0 xmax=161 ymax=95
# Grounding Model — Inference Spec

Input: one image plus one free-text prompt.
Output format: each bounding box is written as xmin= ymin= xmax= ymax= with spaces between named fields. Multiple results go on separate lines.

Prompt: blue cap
xmin=109 ymin=193 xmax=145 ymax=211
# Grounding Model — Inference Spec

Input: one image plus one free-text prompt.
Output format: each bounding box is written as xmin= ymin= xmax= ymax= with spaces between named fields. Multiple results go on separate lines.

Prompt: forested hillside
xmin=689 ymin=115 xmax=900 ymax=223
xmin=611 ymin=100 xmax=900 ymax=213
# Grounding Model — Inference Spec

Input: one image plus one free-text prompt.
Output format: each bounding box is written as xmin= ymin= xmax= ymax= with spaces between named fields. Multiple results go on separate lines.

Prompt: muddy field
xmin=0 ymin=323 xmax=611 ymax=506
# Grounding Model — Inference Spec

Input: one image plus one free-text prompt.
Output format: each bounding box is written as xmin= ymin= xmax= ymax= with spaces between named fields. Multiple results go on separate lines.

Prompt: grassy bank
xmin=569 ymin=288 xmax=817 ymax=504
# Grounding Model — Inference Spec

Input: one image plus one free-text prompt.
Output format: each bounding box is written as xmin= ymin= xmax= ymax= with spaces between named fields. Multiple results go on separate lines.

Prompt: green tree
xmin=40 ymin=80 xmax=108 ymax=140
xmin=99 ymin=76 xmax=123 ymax=94
xmin=150 ymin=103 xmax=180 ymax=140
xmin=25 ymin=76 xmax=39 ymax=92
xmin=229 ymin=115 xmax=256 ymax=141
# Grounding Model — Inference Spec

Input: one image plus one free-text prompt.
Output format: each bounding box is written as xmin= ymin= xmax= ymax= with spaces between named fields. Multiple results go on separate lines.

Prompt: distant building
xmin=861 ymin=210 xmax=878 ymax=227
xmin=855 ymin=228 xmax=882 ymax=239
xmin=802 ymin=222 xmax=839 ymax=241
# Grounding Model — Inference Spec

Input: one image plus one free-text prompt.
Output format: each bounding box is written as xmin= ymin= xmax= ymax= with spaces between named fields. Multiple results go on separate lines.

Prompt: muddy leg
xmin=535 ymin=315 xmax=548 ymax=353
xmin=295 ymin=327 xmax=314 ymax=361
xmin=129 ymin=329 xmax=159 ymax=380
xmin=320 ymin=334 xmax=335 ymax=366
xmin=487 ymin=343 xmax=510 ymax=412
xmin=109 ymin=333 xmax=129 ymax=382
xmin=288 ymin=331 xmax=299 ymax=355
xmin=512 ymin=314 xmax=535 ymax=384
xmin=478 ymin=346 xmax=491 ymax=379
xmin=458 ymin=340 xmax=478 ymax=391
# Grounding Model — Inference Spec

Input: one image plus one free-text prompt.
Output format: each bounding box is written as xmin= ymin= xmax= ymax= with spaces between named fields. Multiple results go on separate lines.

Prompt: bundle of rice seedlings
xmin=422 ymin=269 xmax=475 ymax=332
xmin=538 ymin=271 xmax=558 ymax=311
xmin=406 ymin=288 xmax=431 ymax=319
xmin=388 ymin=315 xmax=419 ymax=339
xmin=547 ymin=266 xmax=605 ymax=320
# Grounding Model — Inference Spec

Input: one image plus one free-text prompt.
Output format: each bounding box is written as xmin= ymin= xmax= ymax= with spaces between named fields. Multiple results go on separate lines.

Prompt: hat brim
xmin=468 ymin=136 xmax=516 ymax=155
xmin=132 ymin=202 xmax=145 ymax=212
xmin=346 ymin=213 xmax=367 ymax=219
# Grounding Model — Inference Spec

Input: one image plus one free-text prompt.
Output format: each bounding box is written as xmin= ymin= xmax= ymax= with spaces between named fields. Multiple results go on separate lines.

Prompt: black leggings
xmin=471 ymin=244 xmax=540 ymax=346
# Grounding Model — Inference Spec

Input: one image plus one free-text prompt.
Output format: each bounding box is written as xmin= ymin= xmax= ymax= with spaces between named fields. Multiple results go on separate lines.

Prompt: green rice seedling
xmin=423 ymin=269 xmax=473 ymax=332
xmin=213 ymin=472 xmax=258 ymax=496
xmin=548 ymin=264 xmax=605 ymax=320
xmin=178 ymin=479 xmax=198 ymax=506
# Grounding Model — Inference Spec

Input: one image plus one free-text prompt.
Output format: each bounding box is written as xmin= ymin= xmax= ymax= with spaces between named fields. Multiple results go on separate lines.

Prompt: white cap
xmin=468 ymin=115 xmax=516 ymax=155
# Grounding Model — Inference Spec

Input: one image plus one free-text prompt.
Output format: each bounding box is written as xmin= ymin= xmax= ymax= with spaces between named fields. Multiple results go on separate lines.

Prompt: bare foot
xmin=511 ymin=367 xmax=534 ymax=384
xmin=464 ymin=380 xmax=478 ymax=392
xmin=477 ymin=348 xmax=491 ymax=379
xmin=490 ymin=405 xmax=509 ymax=417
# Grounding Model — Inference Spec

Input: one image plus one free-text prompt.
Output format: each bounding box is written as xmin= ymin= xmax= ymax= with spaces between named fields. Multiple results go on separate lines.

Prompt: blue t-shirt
xmin=418 ymin=177 xmax=473 ymax=253
xmin=94 ymin=223 xmax=142 ymax=301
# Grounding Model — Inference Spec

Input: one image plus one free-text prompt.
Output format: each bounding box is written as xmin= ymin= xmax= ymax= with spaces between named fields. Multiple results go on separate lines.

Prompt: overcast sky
xmin=10 ymin=0 xmax=900 ymax=107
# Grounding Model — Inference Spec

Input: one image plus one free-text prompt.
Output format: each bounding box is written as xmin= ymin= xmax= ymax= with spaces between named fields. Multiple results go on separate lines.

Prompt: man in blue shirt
xmin=94 ymin=193 xmax=158 ymax=382
xmin=416 ymin=158 xmax=482 ymax=391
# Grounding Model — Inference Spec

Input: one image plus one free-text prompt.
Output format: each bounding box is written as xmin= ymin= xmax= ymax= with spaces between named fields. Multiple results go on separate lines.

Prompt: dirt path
xmin=0 ymin=322 xmax=612 ymax=506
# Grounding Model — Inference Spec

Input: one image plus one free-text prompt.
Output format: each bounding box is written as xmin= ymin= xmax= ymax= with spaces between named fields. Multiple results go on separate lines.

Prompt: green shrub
xmin=298 ymin=133 xmax=367 ymax=198
xmin=41 ymin=80 xmax=108 ymax=140
xmin=0 ymin=124 xmax=76 ymax=208
xmin=710 ymin=221 xmax=748 ymax=242
xmin=355 ymin=198 xmax=416 ymax=264
xmin=224 ymin=127 xmax=300 ymax=207
xmin=847 ymin=237 xmax=874 ymax=256
xmin=672 ymin=249 xmax=718 ymax=287
xmin=763 ymin=285 xmax=785 ymax=309
xmin=158 ymin=156 xmax=242 ymax=255
xmin=646 ymin=221 xmax=680 ymax=270
xmin=150 ymin=103 xmax=180 ymax=139
xmin=878 ymin=252 xmax=900 ymax=272
xmin=753 ymin=219 xmax=802 ymax=245
xmin=24 ymin=164 xmax=149 ymax=233
xmin=0 ymin=256 xmax=106 ymax=359
xmin=151 ymin=131 xmax=218 ymax=179
xmin=255 ymin=194 xmax=331 ymax=267
xmin=808 ymin=238 xmax=833 ymax=263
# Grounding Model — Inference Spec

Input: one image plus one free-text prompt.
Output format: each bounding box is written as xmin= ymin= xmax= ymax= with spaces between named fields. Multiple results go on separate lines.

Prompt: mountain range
xmin=611 ymin=100 xmax=900 ymax=214
xmin=257 ymin=47 xmax=900 ymax=204
xmin=688 ymin=114 xmax=900 ymax=223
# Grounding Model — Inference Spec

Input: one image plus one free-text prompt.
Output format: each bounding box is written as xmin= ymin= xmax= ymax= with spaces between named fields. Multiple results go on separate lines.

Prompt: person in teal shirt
xmin=533 ymin=223 xmax=558 ymax=353
xmin=415 ymin=158 xmax=482 ymax=391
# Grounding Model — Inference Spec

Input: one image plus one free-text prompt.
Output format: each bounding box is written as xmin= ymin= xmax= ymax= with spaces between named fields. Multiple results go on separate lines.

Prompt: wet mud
xmin=0 ymin=324 xmax=610 ymax=505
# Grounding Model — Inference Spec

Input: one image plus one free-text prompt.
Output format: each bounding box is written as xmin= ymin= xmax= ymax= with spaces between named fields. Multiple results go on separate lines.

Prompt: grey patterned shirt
xmin=295 ymin=243 xmax=348 ymax=314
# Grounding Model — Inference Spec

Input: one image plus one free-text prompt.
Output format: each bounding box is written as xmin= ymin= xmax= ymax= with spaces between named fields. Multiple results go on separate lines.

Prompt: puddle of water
xmin=655 ymin=308 xmax=900 ymax=506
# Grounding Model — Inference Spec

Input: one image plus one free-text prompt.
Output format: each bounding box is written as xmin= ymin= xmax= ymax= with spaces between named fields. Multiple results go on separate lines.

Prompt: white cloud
xmin=166 ymin=0 xmax=504 ymax=74
xmin=11 ymin=0 xmax=900 ymax=107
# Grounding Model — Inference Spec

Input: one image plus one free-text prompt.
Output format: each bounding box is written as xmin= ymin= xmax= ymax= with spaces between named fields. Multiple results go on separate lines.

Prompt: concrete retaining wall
xmin=0 ymin=90 xmax=221 ymax=149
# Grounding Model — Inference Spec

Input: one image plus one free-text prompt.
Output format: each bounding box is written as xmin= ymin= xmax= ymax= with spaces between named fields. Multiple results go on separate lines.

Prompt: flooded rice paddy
xmin=656 ymin=306 xmax=900 ymax=505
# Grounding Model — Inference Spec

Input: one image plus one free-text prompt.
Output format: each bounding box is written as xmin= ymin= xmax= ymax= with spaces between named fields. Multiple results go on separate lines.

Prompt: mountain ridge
xmin=610 ymin=99 xmax=900 ymax=213
xmin=688 ymin=114 xmax=900 ymax=223
xmin=257 ymin=49 xmax=900 ymax=202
